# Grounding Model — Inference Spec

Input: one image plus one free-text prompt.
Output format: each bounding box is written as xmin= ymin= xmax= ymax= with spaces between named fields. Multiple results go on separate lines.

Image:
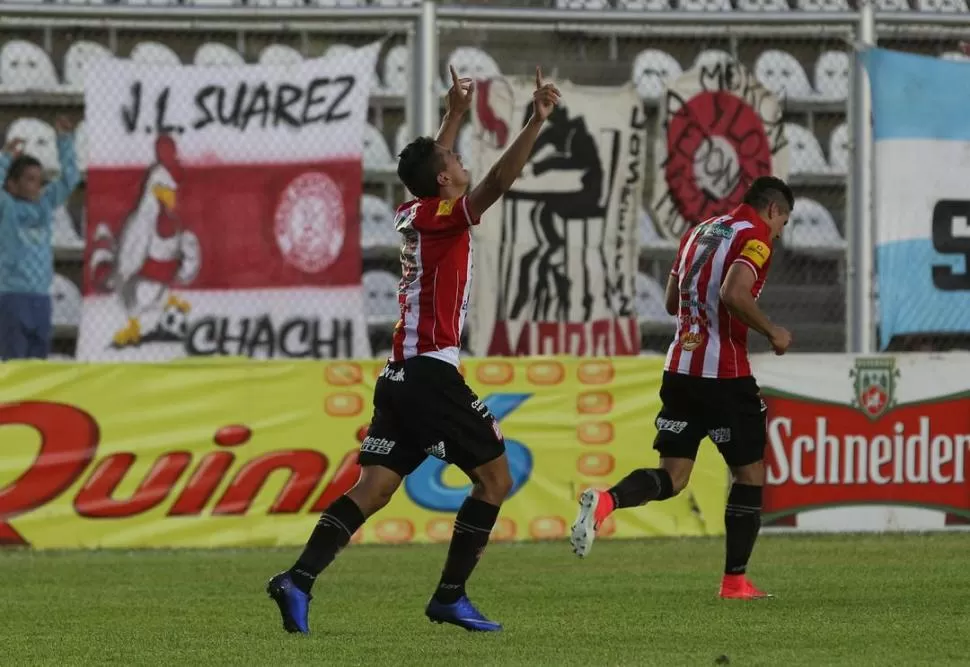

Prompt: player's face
xmin=436 ymin=145 xmax=469 ymax=190
xmin=766 ymin=202 xmax=790 ymax=240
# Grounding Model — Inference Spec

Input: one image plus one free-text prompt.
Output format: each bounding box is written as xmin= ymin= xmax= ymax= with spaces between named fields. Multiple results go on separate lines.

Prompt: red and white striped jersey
xmin=390 ymin=195 xmax=479 ymax=367
xmin=665 ymin=204 xmax=774 ymax=379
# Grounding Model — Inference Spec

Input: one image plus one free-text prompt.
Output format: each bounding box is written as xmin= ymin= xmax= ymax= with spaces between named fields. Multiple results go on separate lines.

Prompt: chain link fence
xmin=4 ymin=3 xmax=968 ymax=361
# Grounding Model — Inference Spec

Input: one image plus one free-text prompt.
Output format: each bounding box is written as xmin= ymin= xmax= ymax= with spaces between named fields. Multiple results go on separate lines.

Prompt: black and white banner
xmin=467 ymin=79 xmax=647 ymax=357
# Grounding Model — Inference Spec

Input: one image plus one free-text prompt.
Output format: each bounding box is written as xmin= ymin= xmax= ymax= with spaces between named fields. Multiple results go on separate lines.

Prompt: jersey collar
xmin=730 ymin=203 xmax=770 ymax=236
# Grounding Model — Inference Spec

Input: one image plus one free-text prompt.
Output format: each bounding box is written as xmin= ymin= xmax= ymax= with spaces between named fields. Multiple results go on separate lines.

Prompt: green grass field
xmin=3 ymin=533 xmax=969 ymax=666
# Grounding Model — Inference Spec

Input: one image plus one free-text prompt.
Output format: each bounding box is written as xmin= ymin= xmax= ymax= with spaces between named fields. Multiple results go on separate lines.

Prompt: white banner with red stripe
xmin=466 ymin=79 xmax=645 ymax=357
xmin=77 ymin=47 xmax=378 ymax=361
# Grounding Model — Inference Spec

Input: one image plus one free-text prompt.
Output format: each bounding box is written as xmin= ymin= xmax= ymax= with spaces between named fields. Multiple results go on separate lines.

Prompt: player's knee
xmin=470 ymin=461 xmax=513 ymax=504
xmin=348 ymin=468 xmax=402 ymax=516
xmin=668 ymin=472 xmax=690 ymax=496
xmin=731 ymin=460 xmax=765 ymax=486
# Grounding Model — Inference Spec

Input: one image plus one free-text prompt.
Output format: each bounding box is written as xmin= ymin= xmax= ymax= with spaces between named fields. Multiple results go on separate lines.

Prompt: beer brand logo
xmin=680 ymin=331 xmax=704 ymax=351
xmin=850 ymin=357 xmax=900 ymax=421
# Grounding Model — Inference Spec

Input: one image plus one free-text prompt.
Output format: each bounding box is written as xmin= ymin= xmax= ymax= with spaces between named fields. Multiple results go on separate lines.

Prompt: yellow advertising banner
xmin=0 ymin=357 xmax=728 ymax=549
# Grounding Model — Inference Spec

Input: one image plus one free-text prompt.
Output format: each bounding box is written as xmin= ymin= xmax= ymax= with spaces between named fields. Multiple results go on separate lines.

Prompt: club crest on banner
xmin=651 ymin=59 xmax=789 ymax=242
xmin=467 ymin=79 xmax=646 ymax=357
xmin=850 ymin=357 xmax=900 ymax=420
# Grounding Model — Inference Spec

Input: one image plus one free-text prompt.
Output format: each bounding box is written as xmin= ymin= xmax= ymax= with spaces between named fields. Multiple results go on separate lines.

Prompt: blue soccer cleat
xmin=266 ymin=572 xmax=311 ymax=635
xmin=425 ymin=595 xmax=502 ymax=632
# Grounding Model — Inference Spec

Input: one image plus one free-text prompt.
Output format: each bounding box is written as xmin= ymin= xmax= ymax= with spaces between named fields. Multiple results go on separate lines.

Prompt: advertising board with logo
xmin=0 ymin=357 xmax=729 ymax=549
xmin=755 ymin=354 xmax=970 ymax=531
xmin=76 ymin=46 xmax=377 ymax=361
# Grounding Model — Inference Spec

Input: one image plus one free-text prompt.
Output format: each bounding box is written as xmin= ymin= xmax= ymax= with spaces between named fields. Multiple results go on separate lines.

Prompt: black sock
xmin=288 ymin=495 xmax=366 ymax=594
xmin=724 ymin=484 xmax=763 ymax=575
xmin=608 ymin=468 xmax=674 ymax=509
xmin=433 ymin=497 xmax=500 ymax=604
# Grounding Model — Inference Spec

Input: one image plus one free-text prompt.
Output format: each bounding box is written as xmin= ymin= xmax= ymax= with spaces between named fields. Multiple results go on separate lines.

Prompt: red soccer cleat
xmin=569 ymin=489 xmax=615 ymax=558
xmin=718 ymin=574 xmax=774 ymax=600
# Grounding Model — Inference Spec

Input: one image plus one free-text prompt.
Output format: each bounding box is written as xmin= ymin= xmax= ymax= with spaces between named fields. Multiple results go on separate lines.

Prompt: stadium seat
xmin=691 ymin=49 xmax=734 ymax=71
xmin=250 ymin=0 xmax=305 ymax=6
xmin=639 ymin=207 xmax=677 ymax=249
xmin=941 ymin=50 xmax=970 ymax=61
xmin=874 ymin=0 xmax=910 ymax=9
xmin=393 ymin=122 xmax=410 ymax=158
xmin=75 ymin=120 xmax=88 ymax=174
xmin=785 ymin=123 xmax=828 ymax=175
xmin=814 ymin=50 xmax=850 ymax=101
xmin=363 ymin=123 xmax=395 ymax=172
xmin=53 ymin=206 xmax=84 ymax=252
xmin=635 ymin=273 xmax=672 ymax=324
xmin=373 ymin=0 xmax=420 ymax=6
xmin=916 ymin=0 xmax=968 ymax=10
xmin=618 ymin=0 xmax=672 ymax=8
xmin=754 ymin=50 xmax=814 ymax=100
xmin=381 ymin=44 xmax=410 ymax=97
xmin=360 ymin=194 xmax=400 ymax=250
xmin=556 ymin=0 xmax=611 ymax=8
xmin=258 ymin=44 xmax=303 ymax=66
xmin=784 ymin=198 xmax=846 ymax=253
xmin=193 ymin=42 xmax=245 ymax=67
xmin=680 ymin=0 xmax=733 ymax=11
xmin=828 ymin=122 xmax=848 ymax=175
xmin=795 ymin=0 xmax=850 ymax=9
xmin=311 ymin=0 xmax=365 ymax=6
xmin=129 ymin=42 xmax=181 ymax=67
xmin=5 ymin=118 xmax=59 ymax=174
xmin=0 ymin=41 xmax=59 ymax=93
xmin=446 ymin=47 xmax=501 ymax=82
xmin=62 ymin=41 xmax=112 ymax=94
xmin=632 ymin=49 xmax=682 ymax=100
xmin=737 ymin=0 xmax=790 ymax=10
xmin=188 ymin=0 xmax=237 ymax=5
xmin=363 ymin=270 xmax=401 ymax=324
xmin=51 ymin=274 xmax=82 ymax=328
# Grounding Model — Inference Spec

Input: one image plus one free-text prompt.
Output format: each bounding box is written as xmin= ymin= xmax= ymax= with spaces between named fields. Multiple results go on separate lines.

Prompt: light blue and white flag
xmin=863 ymin=47 xmax=970 ymax=348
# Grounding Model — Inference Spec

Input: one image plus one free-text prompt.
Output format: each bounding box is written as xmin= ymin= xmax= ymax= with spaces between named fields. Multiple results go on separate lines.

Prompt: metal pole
xmin=846 ymin=0 xmax=875 ymax=353
xmin=414 ymin=0 xmax=438 ymax=139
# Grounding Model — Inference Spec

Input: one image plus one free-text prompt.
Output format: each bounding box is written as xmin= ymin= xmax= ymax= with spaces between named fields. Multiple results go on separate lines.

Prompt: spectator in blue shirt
xmin=0 ymin=116 xmax=80 ymax=360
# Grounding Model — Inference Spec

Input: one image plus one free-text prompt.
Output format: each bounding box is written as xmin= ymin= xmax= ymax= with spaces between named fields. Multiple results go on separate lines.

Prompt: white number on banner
xmin=931 ymin=200 xmax=970 ymax=291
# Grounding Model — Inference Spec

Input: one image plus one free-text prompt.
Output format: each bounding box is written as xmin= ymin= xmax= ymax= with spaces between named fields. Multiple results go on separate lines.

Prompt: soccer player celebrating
xmin=267 ymin=66 xmax=561 ymax=634
xmin=570 ymin=177 xmax=794 ymax=600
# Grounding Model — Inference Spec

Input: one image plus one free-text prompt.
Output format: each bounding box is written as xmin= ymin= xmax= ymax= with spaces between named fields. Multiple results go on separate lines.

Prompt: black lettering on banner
xmin=121 ymin=81 xmax=142 ymax=134
xmin=273 ymin=84 xmax=303 ymax=128
xmin=185 ymin=316 xmax=355 ymax=358
xmin=155 ymin=87 xmax=178 ymax=135
xmin=931 ymin=199 xmax=970 ymax=291
xmin=302 ymin=75 xmax=355 ymax=125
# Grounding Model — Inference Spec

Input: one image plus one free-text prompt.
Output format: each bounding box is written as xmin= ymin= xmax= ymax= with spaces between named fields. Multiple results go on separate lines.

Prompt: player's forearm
xmin=434 ymin=111 xmax=463 ymax=151
xmin=723 ymin=293 xmax=776 ymax=340
xmin=485 ymin=116 xmax=544 ymax=192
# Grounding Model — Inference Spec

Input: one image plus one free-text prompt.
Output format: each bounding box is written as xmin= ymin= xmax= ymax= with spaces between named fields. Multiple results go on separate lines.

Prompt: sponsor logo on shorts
xmin=425 ymin=441 xmax=447 ymax=459
xmin=380 ymin=365 xmax=405 ymax=382
xmin=656 ymin=418 xmax=688 ymax=433
xmin=471 ymin=398 xmax=493 ymax=419
xmin=360 ymin=436 xmax=396 ymax=455
xmin=491 ymin=418 xmax=503 ymax=442
xmin=708 ymin=427 xmax=732 ymax=444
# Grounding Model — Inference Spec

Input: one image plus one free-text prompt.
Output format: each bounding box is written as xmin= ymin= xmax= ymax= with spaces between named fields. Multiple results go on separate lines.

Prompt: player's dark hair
xmin=397 ymin=136 xmax=443 ymax=199
xmin=742 ymin=176 xmax=794 ymax=215
xmin=4 ymin=155 xmax=42 ymax=187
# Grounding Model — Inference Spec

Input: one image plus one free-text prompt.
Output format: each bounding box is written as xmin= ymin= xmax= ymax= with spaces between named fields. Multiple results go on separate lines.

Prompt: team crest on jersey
xmin=740 ymin=239 xmax=771 ymax=268
xmin=436 ymin=199 xmax=456 ymax=216
xmin=680 ymin=331 xmax=704 ymax=351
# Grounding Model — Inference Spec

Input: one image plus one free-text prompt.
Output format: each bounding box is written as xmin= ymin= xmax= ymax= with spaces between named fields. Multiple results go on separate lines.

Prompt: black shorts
xmin=358 ymin=356 xmax=506 ymax=477
xmin=652 ymin=371 xmax=767 ymax=468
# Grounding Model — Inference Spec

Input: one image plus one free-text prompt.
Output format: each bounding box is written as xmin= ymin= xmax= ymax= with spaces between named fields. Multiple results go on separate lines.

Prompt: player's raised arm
xmin=720 ymin=264 xmax=791 ymax=355
xmin=466 ymin=67 xmax=561 ymax=221
xmin=436 ymin=66 xmax=474 ymax=152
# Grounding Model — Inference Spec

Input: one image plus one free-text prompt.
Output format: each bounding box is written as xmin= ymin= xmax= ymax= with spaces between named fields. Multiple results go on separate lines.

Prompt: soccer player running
xmin=267 ymin=66 xmax=562 ymax=634
xmin=570 ymin=177 xmax=794 ymax=600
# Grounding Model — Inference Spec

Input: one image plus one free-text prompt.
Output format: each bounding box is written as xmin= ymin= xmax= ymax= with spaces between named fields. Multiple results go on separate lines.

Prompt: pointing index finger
xmin=450 ymin=65 xmax=460 ymax=89
xmin=536 ymin=66 xmax=542 ymax=90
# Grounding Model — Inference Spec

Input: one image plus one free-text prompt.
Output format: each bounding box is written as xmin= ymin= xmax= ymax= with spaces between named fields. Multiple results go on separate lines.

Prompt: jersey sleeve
xmin=412 ymin=196 xmax=479 ymax=233
xmin=669 ymin=228 xmax=693 ymax=277
xmin=730 ymin=227 xmax=773 ymax=281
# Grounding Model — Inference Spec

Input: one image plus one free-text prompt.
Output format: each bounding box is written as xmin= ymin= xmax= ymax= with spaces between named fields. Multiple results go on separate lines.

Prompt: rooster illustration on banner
xmin=88 ymin=134 xmax=201 ymax=347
